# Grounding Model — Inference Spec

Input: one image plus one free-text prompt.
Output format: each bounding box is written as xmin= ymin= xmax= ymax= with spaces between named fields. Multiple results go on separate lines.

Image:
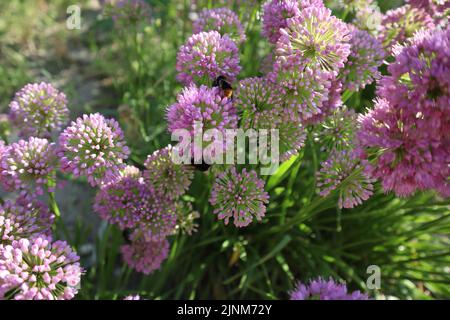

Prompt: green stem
xmin=279 ymin=160 xmax=302 ymax=224
xmin=48 ymin=191 xmax=71 ymax=241
xmin=341 ymin=8 xmax=351 ymax=21
xmin=342 ymin=89 xmax=354 ymax=103
xmin=48 ymin=191 xmax=61 ymax=218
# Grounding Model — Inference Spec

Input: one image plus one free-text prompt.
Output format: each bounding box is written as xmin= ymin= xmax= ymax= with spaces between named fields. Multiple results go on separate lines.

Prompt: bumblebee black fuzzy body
xmin=212 ymin=75 xmax=233 ymax=99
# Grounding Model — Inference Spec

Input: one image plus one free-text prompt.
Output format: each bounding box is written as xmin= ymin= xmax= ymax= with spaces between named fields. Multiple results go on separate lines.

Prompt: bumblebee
xmin=212 ymin=75 xmax=233 ymax=99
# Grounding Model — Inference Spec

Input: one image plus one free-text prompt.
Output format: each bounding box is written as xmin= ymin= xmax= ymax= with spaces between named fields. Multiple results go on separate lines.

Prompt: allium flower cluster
xmin=0 ymin=197 xmax=54 ymax=245
xmin=173 ymin=201 xmax=200 ymax=236
xmin=233 ymin=77 xmax=283 ymax=118
xmin=243 ymin=109 xmax=306 ymax=161
xmin=8 ymin=82 xmax=68 ymax=139
xmin=121 ymin=165 xmax=141 ymax=179
xmin=0 ymin=137 xmax=57 ymax=194
xmin=290 ymin=278 xmax=369 ymax=300
xmin=144 ymin=145 xmax=193 ymax=200
xmin=193 ymin=8 xmax=246 ymax=44
xmin=121 ymin=234 xmax=169 ymax=275
xmin=268 ymin=64 xmax=332 ymax=121
xmin=262 ymin=0 xmax=325 ymax=44
xmin=95 ymin=176 xmax=177 ymax=240
xmin=316 ymin=106 xmax=357 ymax=150
xmin=306 ymin=77 xmax=343 ymax=124
xmin=340 ymin=28 xmax=385 ymax=92
xmin=58 ymin=113 xmax=130 ymax=186
xmin=357 ymin=99 xmax=448 ymax=197
xmin=95 ymin=162 xmax=176 ymax=274
xmin=378 ymin=28 xmax=449 ymax=116
xmin=261 ymin=0 xmax=300 ymax=44
xmin=136 ymin=191 xmax=177 ymax=241
xmin=275 ymin=5 xmax=351 ymax=75
xmin=317 ymin=149 xmax=374 ymax=208
xmin=209 ymin=167 xmax=269 ymax=227
xmin=93 ymin=173 xmax=147 ymax=229
xmin=407 ymin=0 xmax=450 ymax=27
xmin=167 ymin=85 xmax=238 ymax=154
xmin=379 ymin=5 xmax=435 ymax=52
xmin=359 ymin=28 xmax=449 ymax=197
xmin=176 ymin=31 xmax=241 ymax=86
xmin=0 ymin=237 xmax=82 ymax=300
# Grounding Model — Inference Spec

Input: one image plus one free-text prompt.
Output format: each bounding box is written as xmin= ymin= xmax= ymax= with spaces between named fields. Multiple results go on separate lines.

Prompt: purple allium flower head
xmin=290 ymin=277 xmax=369 ymax=300
xmin=0 ymin=196 xmax=54 ymax=245
xmin=306 ymin=77 xmax=343 ymax=124
xmin=103 ymin=0 xmax=151 ymax=28
xmin=210 ymin=167 xmax=269 ymax=227
xmin=8 ymin=82 xmax=68 ymax=139
xmin=262 ymin=0 xmax=325 ymax=44
xmin=275 ymin=5 xmax=351 ymax=75
xmin=0 ymin=137 xmax=57 ymax=195
xmin=133 ymin=190 xmax=177 ymax=242
xmin=378 ymin=27 xmax=450 ymax=116
xmin=0 ymin=237 xmax=82 ymax=300
xmin=95 ymin=173 xmax=177 ymax=239
xmin=365 ymin=28 xmax=450 ymax=197
xmin=243 ymin=109 xmax=306 ymax=162
xmin=322 ymin=77 xmax=343 ymax=113
xmin=234 ymin=77 xmax=284 ymax=117
xmin=340 ymin=27 xmax=385 ymax=92
xmin=267 ymin=63 xmax=332 ymax=122
xmin=173 ymin=201 xmax=200 ymax=236
xmin=261 ymin=0 xmax=300 ymax=44
xmin=357 ymin=98 xmax=449 ymax=197
xmin=235 ymin=78 xmax=305 ymax=160
xmin=121 ymin=233 xmax=169 ymax=275
xmin=407 ymin=0 xmax=450 ymax=27
xmin=317 ymin=149 xmax=375 ymax=209
xmin=176 ymin=31 xmax=241 ymax=86
xmin=379 ymin=5 xmax=435 ymax=52
xmin=316 ymin=106 xmax=357 ymax=150
xmin=93 ymin=173 xmax=147 ymax=229
xmin=167 ymin=85 xmax=238 ymax=156
xmin=122 ymin=165 xmax=141 ymax=179
xmin=144 ymin=145 xmax=194 ymax=200
xmin=193 ymin=8 xmax=246 ymax=44
xmin=58 ymin=113 xmax=130 ymax=187
xmin=407 ymin=0 xmax=447 ymax=11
